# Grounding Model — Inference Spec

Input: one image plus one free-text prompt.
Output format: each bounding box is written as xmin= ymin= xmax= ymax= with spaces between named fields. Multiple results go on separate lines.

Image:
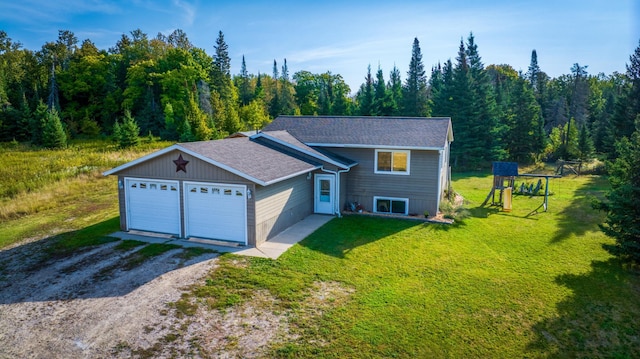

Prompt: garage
xmin=184 ymin=181 xmax=247 ymax=244
xmin=125 ymin=178 xmax=180 ymax=235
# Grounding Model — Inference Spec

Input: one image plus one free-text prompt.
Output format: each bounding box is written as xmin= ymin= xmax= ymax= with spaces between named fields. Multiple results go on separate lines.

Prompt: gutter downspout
xmin=320 ymin=166 xmax=351 ymax=218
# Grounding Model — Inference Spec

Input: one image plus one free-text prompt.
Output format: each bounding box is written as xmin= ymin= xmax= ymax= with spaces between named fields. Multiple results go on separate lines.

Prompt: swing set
xmin=482 ymin=162 xmax=561 ymax=214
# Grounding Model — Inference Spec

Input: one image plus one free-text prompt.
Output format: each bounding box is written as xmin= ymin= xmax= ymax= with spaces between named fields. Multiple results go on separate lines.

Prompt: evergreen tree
xmin=593 ymin=129 xmax=640 ymax=262
xmin=372 ymin=66 xmax=395 ymax=116
xmin=611 ymin=39 xmax=640 ymax=143
xmin=186 ymin=92 xmax=213 ymax=141
xmin=41 ymin=108 xmax=67 ymax=148
xmin=403 ymin=38 xmax=429 ymax=116
xmin=577 ymin=122 xmax=594 ymax=160
xmin=388 ymin=65 xmax=403 ymax=115
xmin=526 ymin=49 xmax=541 ymax=91
xmin=237 ymin=55 xmax=252 ymax=105
xmin=30 ymin=100 xmax=49 ymax=145
xmin=116 ymin=110 xmax=140 ymax=147
xmin=466 ymin=33 xmax=502 ymax=161
xmin=278 ymin=59 xmax=297 ymax=115
xmin=431 ymin=60 xmax=455 ymax=117
xmin=269 ymin=60 xmax=280 ymax=118
xmin=449 ymin=40 xmax=477 ymax=167
xmin=357 ymin=65 xmax=374 ymax=116
xmin=505 ymin=77 xmax=545 ymax=163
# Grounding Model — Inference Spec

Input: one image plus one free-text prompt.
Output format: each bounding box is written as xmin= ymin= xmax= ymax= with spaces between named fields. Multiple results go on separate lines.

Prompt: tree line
xmin=0 ymin=29 xmax=639 ymax=166
xmin=1 ymin=28 xmax=640 ymax=262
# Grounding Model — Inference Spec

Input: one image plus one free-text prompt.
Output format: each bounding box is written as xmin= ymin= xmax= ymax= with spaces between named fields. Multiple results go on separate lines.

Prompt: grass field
xmin=182 ymin=173 xmax=639 ymax=358
xmin=0 ymin=139 xmax=171 ymax=248
xmin=1 ymin=142 xmax=638 ymax=358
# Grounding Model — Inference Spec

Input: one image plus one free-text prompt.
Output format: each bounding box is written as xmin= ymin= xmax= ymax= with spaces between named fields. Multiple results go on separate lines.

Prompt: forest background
xmin=0 ymin=28 xmax=639 ymax=169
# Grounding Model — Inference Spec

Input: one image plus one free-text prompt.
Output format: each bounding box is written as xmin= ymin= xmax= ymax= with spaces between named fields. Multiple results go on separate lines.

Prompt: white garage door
xmin=125 ymin=178 xmax=180 ymax=235
xmin=184 ymin=182 xmax=247 ymax=244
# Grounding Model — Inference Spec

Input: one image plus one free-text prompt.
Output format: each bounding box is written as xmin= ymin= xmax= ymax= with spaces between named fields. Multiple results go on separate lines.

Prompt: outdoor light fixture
xmin=247 ymin=189 xmax=252 ymax=199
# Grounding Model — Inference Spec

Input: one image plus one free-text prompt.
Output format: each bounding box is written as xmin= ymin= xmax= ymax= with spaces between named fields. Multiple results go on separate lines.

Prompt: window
xmin=375 ymin=150 xmax=410 ymax=174
xmin=374 ymin=196 xmax=408 ymax=215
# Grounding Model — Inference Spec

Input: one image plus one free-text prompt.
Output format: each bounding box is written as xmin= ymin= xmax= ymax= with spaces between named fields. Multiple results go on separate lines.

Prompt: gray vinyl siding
xmin=324 ymin=147 xmax=441 ymax=216
xmin=114 ymin=149 xmax=257 ymax=245
xmin=254 ymin=174 xmax=313 ymax=245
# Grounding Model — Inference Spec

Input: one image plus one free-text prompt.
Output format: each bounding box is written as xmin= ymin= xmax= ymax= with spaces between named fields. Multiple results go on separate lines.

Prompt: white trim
xmin=183 ymin=181 xmax=248 ymax=245
xmin=374 ymin=149 xmax=411 ymax=175
xmin=252 ymin=132 xmax=353 ymax=169
xmin=314 ymin=174 xmax=335 ymax=214
xmin=305 ymin=143 xmax=444 ymax=151
xmin=373 ymin=196 xmax=409 ymax=215
xmin=104 ymin=144 xmax=319 ymax=187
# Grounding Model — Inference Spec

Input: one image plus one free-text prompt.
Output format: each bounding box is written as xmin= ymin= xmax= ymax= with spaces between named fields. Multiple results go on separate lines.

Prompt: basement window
xmin=373 ymin=196 xmax=408 ymax=215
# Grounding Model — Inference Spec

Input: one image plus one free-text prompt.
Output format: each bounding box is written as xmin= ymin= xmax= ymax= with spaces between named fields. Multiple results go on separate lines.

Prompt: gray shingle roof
xmin=256 ymin=130 xmax=357 ymax=168
xmin=263 ymin=116 xmax=452 ymax=149
xmin=179 ymin=137 xmax=317 ymax=185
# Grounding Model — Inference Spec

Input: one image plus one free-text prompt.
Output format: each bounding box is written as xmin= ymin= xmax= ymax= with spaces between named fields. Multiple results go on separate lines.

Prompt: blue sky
xmin=1 ymin=0 xmax=638 ymax=93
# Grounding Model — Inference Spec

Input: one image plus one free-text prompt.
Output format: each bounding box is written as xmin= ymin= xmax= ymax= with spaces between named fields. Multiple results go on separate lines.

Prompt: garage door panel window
xmin=374 ymin=196 xmax=409 ymax=215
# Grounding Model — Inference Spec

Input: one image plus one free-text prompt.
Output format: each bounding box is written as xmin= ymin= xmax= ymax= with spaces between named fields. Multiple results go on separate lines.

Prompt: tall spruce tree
xmin=593 ymin=128 xmax=640 ymax=262
xmin=357 ymin=65 xmax=374 ymax=116
xmin=403 ymin=38 xmax=429 ymax=117
xmin=465 ymin=33 xmax=503 ymax=161
xmin=611 ymin=39 xmax=640 ymax=144
xmin=388 ymin=65 xmax=403 ymax=115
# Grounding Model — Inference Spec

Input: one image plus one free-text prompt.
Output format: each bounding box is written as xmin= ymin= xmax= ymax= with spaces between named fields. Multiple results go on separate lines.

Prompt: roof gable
xmin=103 ymin=137 xmax=319 ymax=186
xmin=263 ymin=116 xmax=453 ymax=149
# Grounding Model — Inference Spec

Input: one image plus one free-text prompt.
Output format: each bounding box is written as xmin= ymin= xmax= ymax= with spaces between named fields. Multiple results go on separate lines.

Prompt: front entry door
xmin=314 ymin=174 xmax=335 ymax=214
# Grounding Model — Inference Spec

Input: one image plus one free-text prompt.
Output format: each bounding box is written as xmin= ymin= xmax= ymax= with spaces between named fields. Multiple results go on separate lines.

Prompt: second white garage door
xmin=184 ymin=182 xmax=247 ymax=244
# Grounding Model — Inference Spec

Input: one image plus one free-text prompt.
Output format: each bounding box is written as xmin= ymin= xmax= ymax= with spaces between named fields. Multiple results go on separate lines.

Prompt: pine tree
xmin=357 ymin=65 xmax=374 ymax=116
xmin=278 ymin=59 xmax=296 ymax=115
xmin=186 ymin=92 xmax=212 ymax=141
xmin=116 ymin=110 xmax=140 ymax=147
xmin=466 ymin=33 xmax=502 ymax=162
xmin=403 ymin=38 xmax=429 ymax=117
xmin=526 ymin=50 xmax=541 ymax=91
xmin=388 ymin=65 xmax=403 ymax=115
xmin=611 ymin=39 xmax=640 ymax=143
xmin=237 ymin=55 xmax=252 ymax=106
xmin=30 ymin=101 xmax=49 ymax=145
xmin=577 ymin=122 xmax=594 ymax=160
xmin=593 ymin=129 xmax=640 ymax=262
xmin=41 ymin=108 xmax=67 ymax=148
xmin=269 ymin=60 xmax=281 ymax=118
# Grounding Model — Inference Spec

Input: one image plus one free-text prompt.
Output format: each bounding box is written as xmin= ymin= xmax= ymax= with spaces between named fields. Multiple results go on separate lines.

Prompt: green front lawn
xmin=187 ymin=173 xmax=640 ymax=358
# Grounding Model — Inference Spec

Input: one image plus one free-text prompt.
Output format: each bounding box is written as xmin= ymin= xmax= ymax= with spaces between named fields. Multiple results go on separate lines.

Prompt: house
xmin=103 ymin=116 xmax=453 ymax=247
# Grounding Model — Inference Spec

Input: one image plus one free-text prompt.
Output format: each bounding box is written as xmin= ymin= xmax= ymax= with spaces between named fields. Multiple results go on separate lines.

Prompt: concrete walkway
xmin=109 ymin=214 xmax=334 ymax=259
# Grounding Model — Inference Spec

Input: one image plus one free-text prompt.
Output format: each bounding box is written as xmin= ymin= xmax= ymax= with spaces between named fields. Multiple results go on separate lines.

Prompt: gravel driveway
xmin=0 ymin=237 xmax=227 ymax=358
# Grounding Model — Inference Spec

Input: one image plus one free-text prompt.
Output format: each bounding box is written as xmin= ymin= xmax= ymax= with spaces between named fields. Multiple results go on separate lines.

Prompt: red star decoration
xmin=173 ymin=154 xmax=189 ymax=173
